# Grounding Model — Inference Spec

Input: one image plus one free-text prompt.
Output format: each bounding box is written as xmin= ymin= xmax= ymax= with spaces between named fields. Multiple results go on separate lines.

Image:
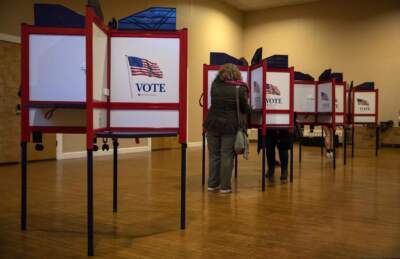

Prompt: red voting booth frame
xmin=201 ymin=62 xmax=295 ymax=192
xmin=294 ymin=79 xmax=348 ymax=169
xmin=348 ymin=89 xmax=380 ymax=158
xmin=20 ymin=7 xmax=188 ymax=256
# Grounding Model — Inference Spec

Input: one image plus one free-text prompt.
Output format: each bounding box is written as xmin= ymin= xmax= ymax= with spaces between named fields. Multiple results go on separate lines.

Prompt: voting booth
xmin=348 ymin=89 xmax=380 ymax=157
xmin=201 ymin=61 xmax=295 ymax=192
xmin=249 ymin=62 xmax=294 ymax=190
xmin=293 ymin=78 xmax=348 ymax=168
xmin=249 ymin=63 xmax=294 ymax=130
xmin=20 ymin=7 xmax=188 ymax=256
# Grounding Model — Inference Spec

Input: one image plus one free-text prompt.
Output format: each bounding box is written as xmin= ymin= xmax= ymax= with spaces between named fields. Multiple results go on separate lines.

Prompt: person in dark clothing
xmin=258 ymin=129 xmax=292 ymax=183
xmin=266 ymin=129 xmax=291 ymax=182
xmin=203 ymin=63 xmax=250 ymax=193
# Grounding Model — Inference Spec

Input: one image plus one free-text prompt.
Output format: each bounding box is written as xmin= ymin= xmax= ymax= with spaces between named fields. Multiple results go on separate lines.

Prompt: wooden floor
xmin=0 ymin=143 xmax=399 ymax=258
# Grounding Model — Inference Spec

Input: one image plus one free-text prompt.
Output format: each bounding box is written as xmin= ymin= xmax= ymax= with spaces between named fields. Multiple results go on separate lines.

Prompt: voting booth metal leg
xmin=113 ymin=140 xmax=118 ymax=213
xmin=202 ymin=132 xmax=205 ymax=186
xmin=299 ymin=137 xmax=302 ymax=163
xmin=321 ymin=129 xmax=324 ymax=157
xmin=351 ymin=126 xmax=355 ymax=158
xmin=87 ymin=150 xmax=94 ymax=256
xmin=262 ymin=135 xmax=266 ymax=192
xmin=376 ymin=127 xmax=380 ymax=157
xmin=343 ymin=127 xmax=347 ymax=165
xmin=290 ymin=145 xmax=294 ymax=183
xmin=234 ymin=154 xmax=238 ymax=179
xmin=333 ymin=129 xmax=336 ymax=170
xmin=21 ymin=142 xmax=27 ymax=231
xmin=180 ymin=143 xmax=187 ymax=230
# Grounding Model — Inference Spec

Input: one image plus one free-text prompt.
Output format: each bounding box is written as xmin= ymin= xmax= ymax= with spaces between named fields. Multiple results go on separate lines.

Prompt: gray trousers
xmin=207 ymin=132 xmax=236 ymax=189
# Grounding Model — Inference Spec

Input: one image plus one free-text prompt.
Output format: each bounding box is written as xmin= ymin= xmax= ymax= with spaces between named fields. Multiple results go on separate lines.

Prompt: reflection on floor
xmin=0 ymin=143 xmax=399 ymax=258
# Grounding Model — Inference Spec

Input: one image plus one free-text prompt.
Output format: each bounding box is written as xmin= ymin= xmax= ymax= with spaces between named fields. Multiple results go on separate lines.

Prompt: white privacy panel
xmin=250 ymin=112 xmax=290 ymax=126
xmin=207 ymin=70 xmax=218 ymax=109
xmin=317 ymin=82 xmax=333 ymax=113
xmin=354 ymin=116 xmax=375 ymax=123
xmin=111 ymin=37 xmax=180 ymax=103
xmin=294 ymin=83 xmax=316 ymax=112
xmin=266 ymin=72 xmax=290 ymax=110
xmin=29 ymin=35 xmax=86 ymax=102
xmin=250 ymin=67 xmax=263 ymax=110
xmin=335 ymin=115 xmax=344 ymax=124
xmin=111 ymin=110 xmax=179 ymax=128
xmin=92 ymin=23 xmax=108 ymax=102
xmin=29 ymin=108 xmax=86 ymax=126
xmin=266 ymin=114 xmax=290 ymax=125
xmin=207 ymin=70 xmax=248 ymax=109
xmin=335 ymin=84 xmax=344 ymax=113
xmin=354 ymin=92 xmax=376 ymax=115
xmin=93 ymin=109 xmax=107 ymax=129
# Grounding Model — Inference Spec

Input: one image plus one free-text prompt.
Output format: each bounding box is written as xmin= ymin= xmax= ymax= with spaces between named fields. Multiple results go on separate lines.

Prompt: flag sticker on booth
xmin=125 ymin=55 xmax=167 ymax=98
xmin=357 ymin=98 xmax=369 ymax=106
xmin=321 ymin=91 xmax=329 ymax=101
xmin=127 ymin=56 xmax=163 ymax=78
xmin=357 ymin=98 xmax=370 ymax=111
xmin=266 ymin=84 xmax=281 ymax=96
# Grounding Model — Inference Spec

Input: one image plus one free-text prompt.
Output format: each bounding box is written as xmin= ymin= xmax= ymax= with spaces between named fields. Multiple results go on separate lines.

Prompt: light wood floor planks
xmin=0 ymin=143 xmax=399 ymax=258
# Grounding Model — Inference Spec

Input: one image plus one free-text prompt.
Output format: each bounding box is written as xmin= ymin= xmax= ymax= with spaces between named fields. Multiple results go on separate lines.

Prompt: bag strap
xmin=235 ymin=86 xmax=242 ymax=128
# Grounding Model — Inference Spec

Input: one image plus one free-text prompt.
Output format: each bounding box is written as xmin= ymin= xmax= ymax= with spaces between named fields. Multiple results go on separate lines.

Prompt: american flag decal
xmin=357 ymin=98 xmax=369 ymax=106
xmin=321 ymin=91 xmax=329 ymax=101
xmin=266 ymin=84 xmax=281 ymax=95
xmin=127 ymin=56 xmax=163 ymax=78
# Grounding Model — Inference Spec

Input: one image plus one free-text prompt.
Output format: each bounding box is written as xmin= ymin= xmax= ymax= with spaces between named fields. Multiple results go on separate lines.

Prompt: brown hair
xmin=218 ymin=63 xmax=242 ymax=81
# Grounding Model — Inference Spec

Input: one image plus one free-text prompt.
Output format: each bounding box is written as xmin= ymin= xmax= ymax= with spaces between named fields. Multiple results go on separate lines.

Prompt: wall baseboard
xmin=59 ymin=146 xmax=150 ymax=160
xmin=0 ymin=33 xmax=20 ymax=44
xmin=59 ymin=140 xmax=203 ymax=160
xmin=187 ymin=141 xmax=202 ymax=147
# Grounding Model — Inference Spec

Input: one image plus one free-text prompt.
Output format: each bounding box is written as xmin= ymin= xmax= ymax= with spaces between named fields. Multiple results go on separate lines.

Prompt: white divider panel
xmin=354 ymin=116 xmax=375 ymax=123
xmin=93 ymin=109 xmax=107 ymax=129
xmin=111 ymin=110 xmax=179 ymax=128
xmin=111 ymin=37 xmax=180 ymax=103
xmin=354 ymin=92 xmax=376 ymax=115
xmin=92 ymin=23 xmax=108 ymax=102
xmin=207 ymin=70 xmax=218 ymax=109
xmin=29 ymin=35 xmax=86 ymax=102
xmin=266 ymin=114 xmax=290 ymax=125
xmin=207 ymin=70 xmax=248 ymax=109
xmin=335 ymin=84 xmax=344 ymax=113
xmin=266 ymin=72 xmax=290 ymax=110
xmin=336 ymin=115 xmax=344 ymax=124
xmin=250 ymin=67 xmax=263 ymax=110
xmin=294 ymin=83 xmax=315 ymax=112
xmin=250 ymin=112 xmax=291 ymax=126
xmin=317 ymin=82 xmax=333 ymax=112
xmin=29 ymin=108 xmax=86 ymax=126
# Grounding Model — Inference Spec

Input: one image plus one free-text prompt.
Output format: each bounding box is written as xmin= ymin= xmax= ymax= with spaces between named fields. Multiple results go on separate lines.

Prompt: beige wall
xmin=2 ymin=0 xmax=398 ymax=153
xmin=244 ymin=0 xmax=400 ymax=124
xmin=0 ymin=0 xmax=243 ymax=152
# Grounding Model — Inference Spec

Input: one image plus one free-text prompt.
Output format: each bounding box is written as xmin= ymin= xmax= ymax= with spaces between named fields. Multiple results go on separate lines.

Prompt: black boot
xmin=266 ymin=168 xmax=275 ymax=183
xmin=280 ymin=168 xmax=288 ymax=182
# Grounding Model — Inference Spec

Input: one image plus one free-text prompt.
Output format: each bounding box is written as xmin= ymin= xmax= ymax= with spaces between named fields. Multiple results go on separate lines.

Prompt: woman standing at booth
xmin=204 ymin=64 xmax=250 ymax=193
